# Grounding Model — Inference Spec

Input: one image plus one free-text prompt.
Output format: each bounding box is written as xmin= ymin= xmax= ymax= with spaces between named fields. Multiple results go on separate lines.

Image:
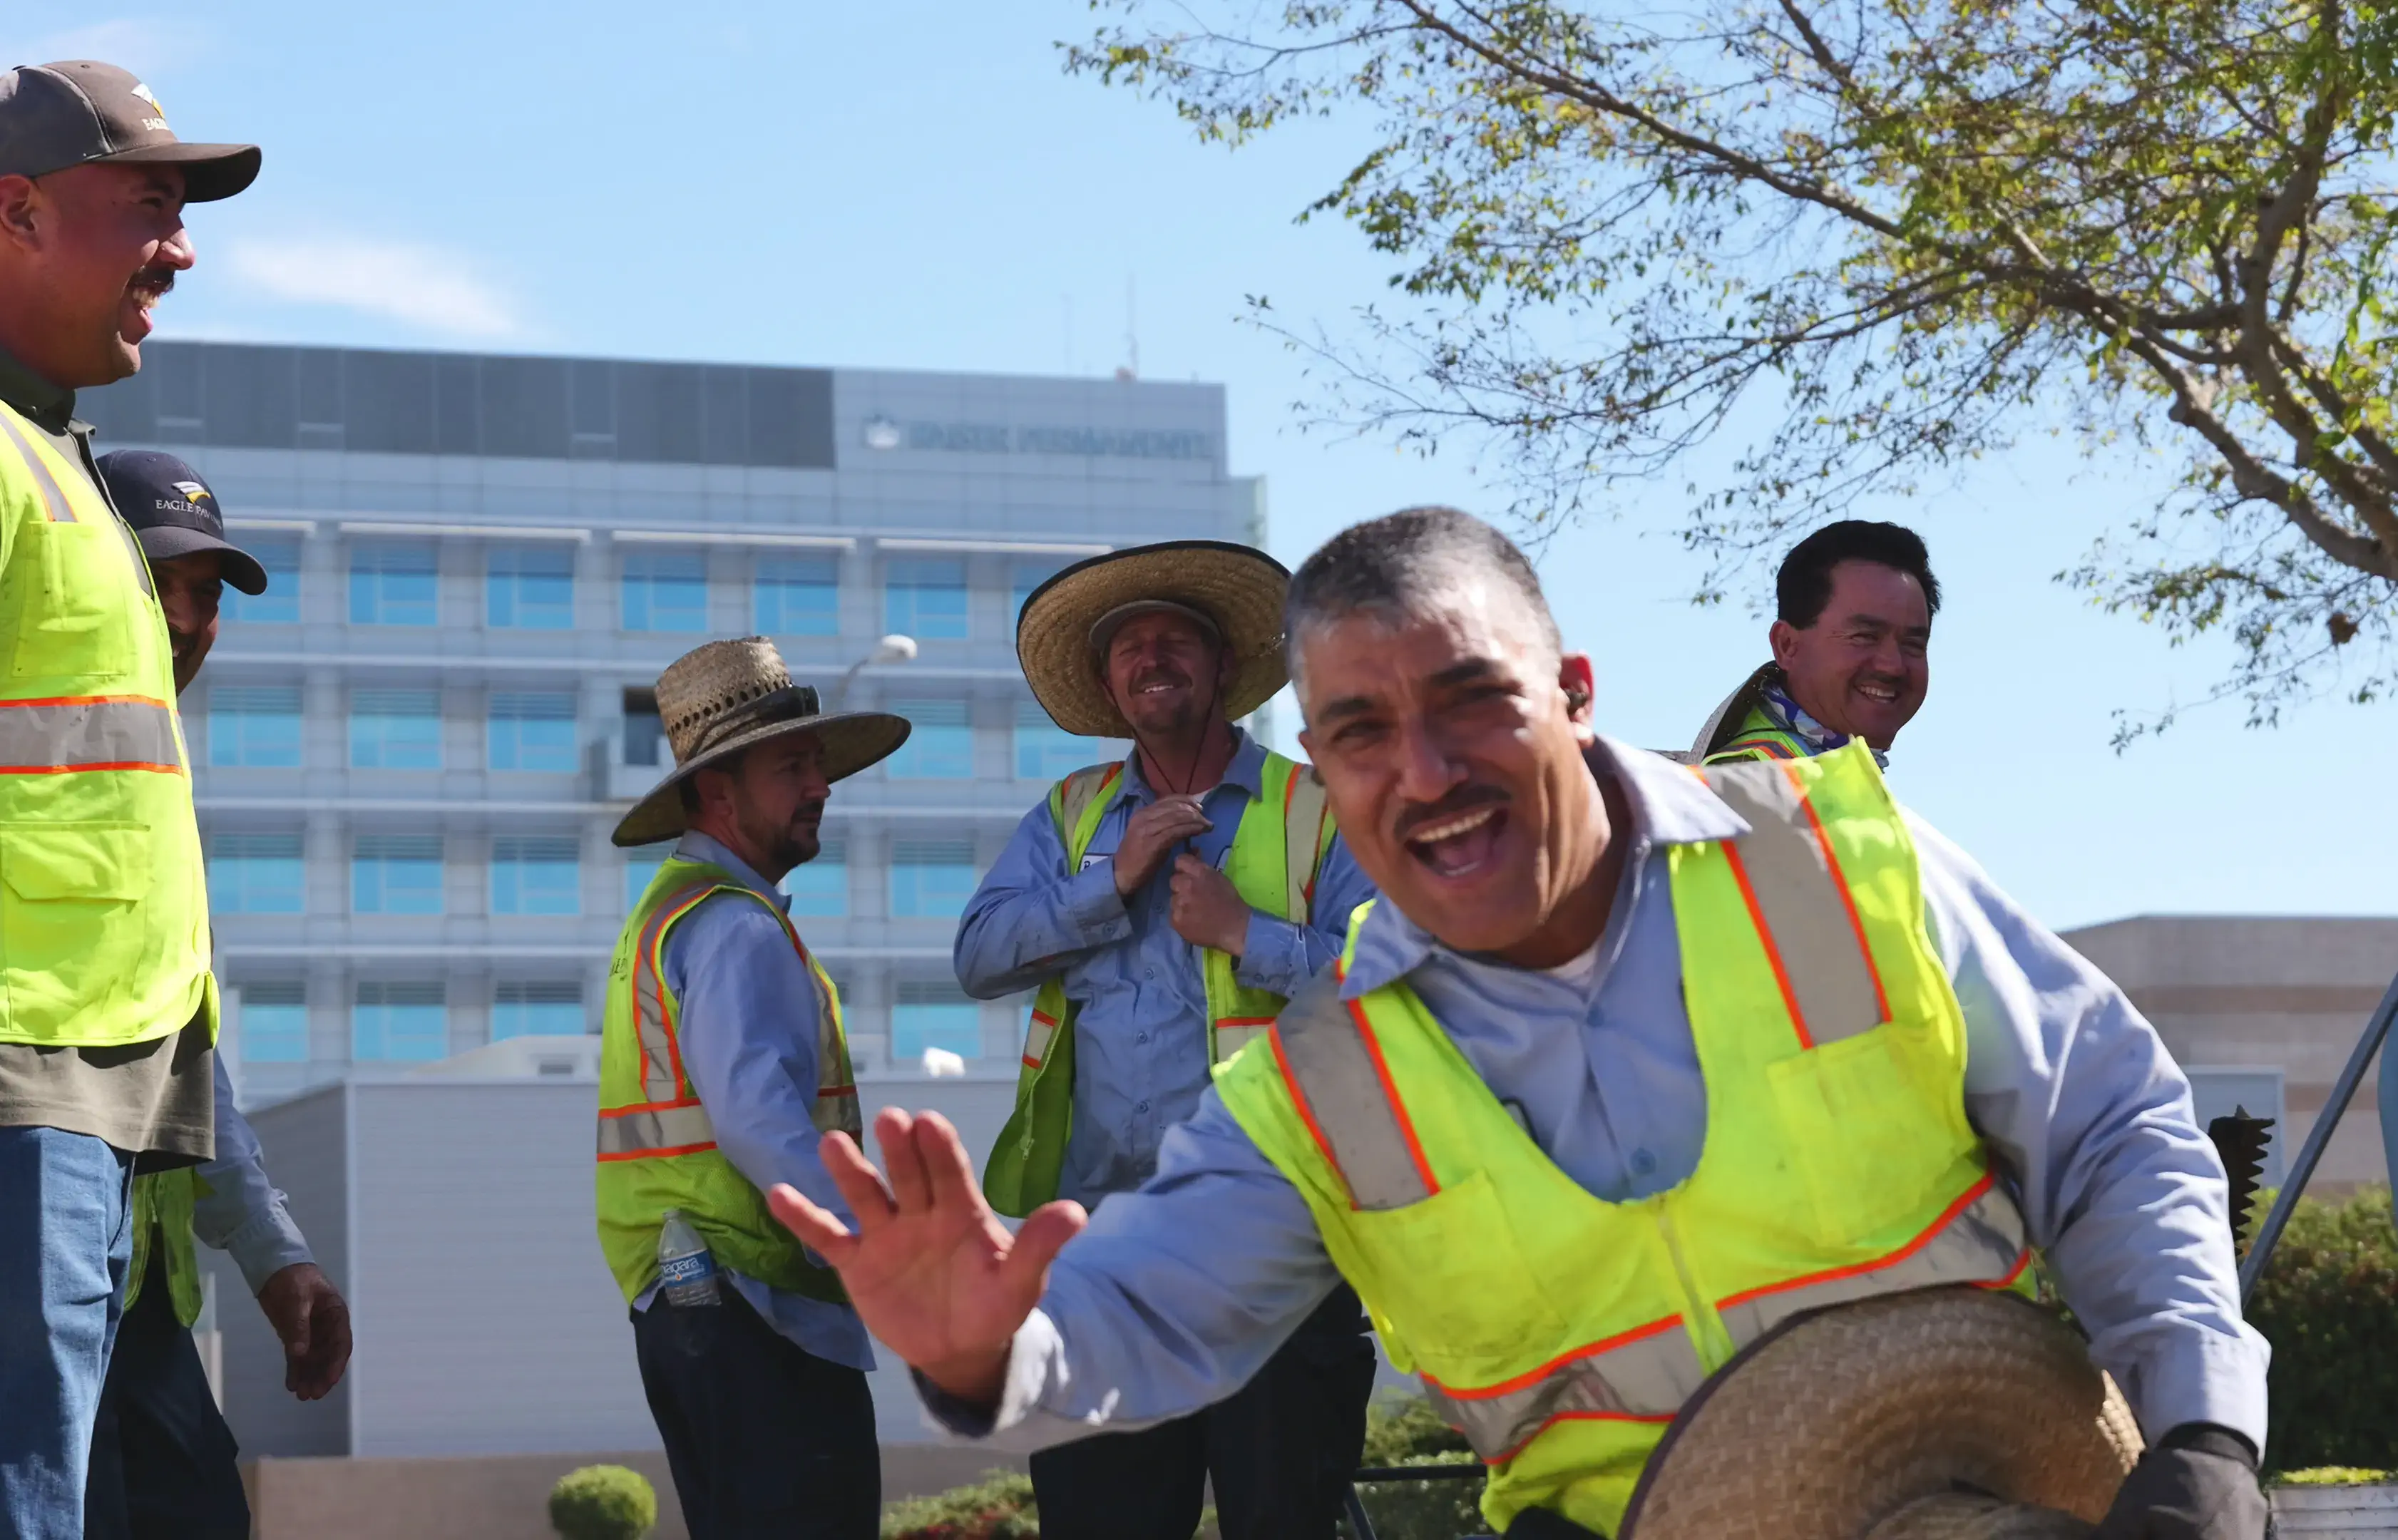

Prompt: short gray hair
xmin=1284 ymin=507 xmax=1562 ymax=697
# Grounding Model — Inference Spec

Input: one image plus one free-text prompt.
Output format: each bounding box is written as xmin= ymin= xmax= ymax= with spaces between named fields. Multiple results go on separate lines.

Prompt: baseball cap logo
xmin=170 ymin=480 xmax=210 ymax=502
xmin=129 ymin=81 xmax=169 ymax=133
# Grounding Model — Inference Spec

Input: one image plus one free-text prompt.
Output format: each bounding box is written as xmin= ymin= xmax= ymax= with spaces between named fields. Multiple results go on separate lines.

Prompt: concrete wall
xmin=221 ymin=1068 xmax=1030 ymax=1462
xmin=2063 ymin=915 xmax=2398 ymax=1191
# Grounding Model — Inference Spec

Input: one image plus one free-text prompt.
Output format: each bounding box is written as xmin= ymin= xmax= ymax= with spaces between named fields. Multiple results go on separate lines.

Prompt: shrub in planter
xmin=1348 ymin=1396 xmax=1487 ymax=1540
xmin=2245 ymin=1184 xmax=2398 ymax=1473
xmin=548 ymin=1464 xmax=657 ymax=1540
xmin=880 ymin=1469 xmax=1037 ymax=1540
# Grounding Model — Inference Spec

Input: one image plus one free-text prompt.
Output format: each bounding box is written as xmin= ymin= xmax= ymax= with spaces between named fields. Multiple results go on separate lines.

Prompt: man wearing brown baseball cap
xmin=0 ymin=58 xmax=256 ymax=1540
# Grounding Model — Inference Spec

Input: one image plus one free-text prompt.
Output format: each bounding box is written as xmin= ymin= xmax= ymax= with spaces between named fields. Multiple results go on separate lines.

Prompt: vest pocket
xmin=11 ymin=522 xmax=133 ymax=682
xmin=1763 ymin=1020 xmax=1974 ymax=1246
xmin=0 ymin=821 xmax=153 ymax=1040
xmin=1348 ymin=1169 xmax=1569 ymax=1379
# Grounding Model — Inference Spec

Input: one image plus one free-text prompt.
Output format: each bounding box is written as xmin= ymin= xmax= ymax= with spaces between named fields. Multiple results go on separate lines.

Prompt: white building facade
xmin=81 ymin=342 xmax=1255 ymax=1102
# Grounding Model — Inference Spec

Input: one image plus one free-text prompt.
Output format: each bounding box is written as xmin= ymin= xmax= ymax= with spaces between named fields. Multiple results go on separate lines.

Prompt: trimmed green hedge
xmin=2248 ymin=1185 xmax=2398 ymax=1474
xmin=881 ymin=1470 xmax=1037 ymax=1540
xmin=1346 ymin=1395 xmax=1487 ymax=1540
xmin=548 ymin=1464 xmax=656 ymax=1540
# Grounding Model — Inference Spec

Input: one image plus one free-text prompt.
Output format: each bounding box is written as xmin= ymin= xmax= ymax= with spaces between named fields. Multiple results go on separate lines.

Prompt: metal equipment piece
xmin=2238 ymin=965 xmax=2398 ymax=1301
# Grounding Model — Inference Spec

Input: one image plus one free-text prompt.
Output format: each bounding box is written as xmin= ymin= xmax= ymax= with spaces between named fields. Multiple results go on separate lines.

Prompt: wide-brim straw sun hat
xmin=1619 ymin=1289 xmax=2143 ymax=1540
xmin=1017 ymin=540 xmax=1291 ymax=739
xmin=611 ymin=637 xmax=911 ymax=848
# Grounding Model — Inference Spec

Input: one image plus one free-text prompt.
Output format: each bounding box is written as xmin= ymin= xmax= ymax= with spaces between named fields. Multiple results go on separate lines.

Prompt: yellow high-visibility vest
xmin=0 ymin=404 xmax=211 ymax=1049
xmin=1216 ymin=745 xmax=2033 ymax=1536
xmin=982 ymin=750 xmax=1335 ymax=1216
xmin=594 ymin=856 xmax=861 ymax=1304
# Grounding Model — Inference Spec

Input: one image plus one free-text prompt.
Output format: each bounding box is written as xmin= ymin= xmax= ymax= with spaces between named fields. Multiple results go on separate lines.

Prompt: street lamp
xmin=834 ymin=633 xmax=917 ymax=708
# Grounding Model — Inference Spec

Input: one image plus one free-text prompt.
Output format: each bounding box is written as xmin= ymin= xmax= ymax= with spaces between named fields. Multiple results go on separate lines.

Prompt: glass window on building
xmin=889 ymin=838 xmax=979 ymax=920
xmin=487 ymin=545 xmax=575 ymax=630
xmin=886 ymin=699 xmax=973 ymax=779
xmin=492 ymin=835 xmax=581 ymax=916
xmin=354 ymin=833 xmax=444 ymax=915
xmin=207 ymin=686 xmax=303 ymax=769
xmin=894 ymin=982 xmax=980 ymax=1062
xmin=349 ymin=688 xmax=442 ymax=770
xmin=1011 ymin=561 xmax=1065 ymax=622
xmin=755 ymin=555 xmax=839 ymax=637
xmin=353 ymin=980 xmax=448 ymax=1062
xmin=622 ymin=687 xmax=663 ymax=768
xmin=492 ymin=980 xmax=585 ymax=1040
xmin=884 ymin=558 xmax=968 ymax=640
xmin=1015 ymin=700 xmax=1102 ymax=782
xmin=222 ymin=539 xmax=300 ymax=625
xmin=623 ymin=846 xmax=671 ymax=913
xmin=621 ymin=549 xmax=708 ymax=632
xmin=782 ymin=840 xmax=847 ymax=918
xmin=488 ymin=692 xmax=578 ymax=772
xmin=349 ymin=543 xmax=439 ymax=627
xmin=239 ymin=980 xmax=309 ymax=1064
xmin=206 ymin=831 xmax=304 ymax=915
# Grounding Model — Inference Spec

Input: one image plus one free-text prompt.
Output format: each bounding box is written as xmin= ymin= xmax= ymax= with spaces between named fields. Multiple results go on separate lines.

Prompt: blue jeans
xmin=0 ymin=1126 xmax=134 ymax=1540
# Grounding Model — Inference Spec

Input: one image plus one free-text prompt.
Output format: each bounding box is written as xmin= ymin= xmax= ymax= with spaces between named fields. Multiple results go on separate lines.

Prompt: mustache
xmin=129 ymin=265 xmax=176 ymax=297
xmin=1394 ymin=784 xmax=1508 ymax=841
xmin=789 ymin=801 xmax=826 ymax=823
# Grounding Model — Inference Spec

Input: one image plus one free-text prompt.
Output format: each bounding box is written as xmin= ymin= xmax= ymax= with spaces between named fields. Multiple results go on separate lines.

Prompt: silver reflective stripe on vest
xmin=1283 ymin=767 xmax=1328 ymax=920
xmin=0 ymin=412 xmax=77 ymax=523
xmin=0 ymin=696 xmax=182 ymax=771
xmin=632 ymin=885 xmax=717 ymax=1104
xmin=1696 ymin=759 xmax=1887 ymax=1047
xmin=597 ymin=1100 xmax=716 ymax=1157
xmin=1271 ymin=973 xmax=1433 ymax=1211
xmin=1713 ymin=1174 xmax=2029 ymax=1345
xmin=1425 ymin=1318 xmax=1706 ymax=1461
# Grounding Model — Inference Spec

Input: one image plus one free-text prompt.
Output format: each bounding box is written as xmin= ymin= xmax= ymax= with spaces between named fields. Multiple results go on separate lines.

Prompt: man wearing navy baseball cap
xmin=98 ymin=451 xmax=265 ymax=689
xmin=85 ymin=450 xmax=349 ymax=1540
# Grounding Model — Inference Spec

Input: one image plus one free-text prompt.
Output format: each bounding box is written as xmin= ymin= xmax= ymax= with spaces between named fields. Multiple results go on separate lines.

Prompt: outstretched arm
xmin=771 ymin=1093 xmax=1342 ymax=1448
xmin=1912 ymin=812 xmax=2268 ymax=1450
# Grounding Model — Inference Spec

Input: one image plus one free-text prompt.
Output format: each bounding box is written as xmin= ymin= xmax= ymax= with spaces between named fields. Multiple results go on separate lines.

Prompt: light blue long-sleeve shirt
xmin=630 ymin=830 xmax=873 ymax=1373
xmin=954 ymin=728 xmax=1377 ymax=1205
xmin=193 ymin=1053 xmax=314 ymax=1294
xmin=931 ymin=736 xmax=2270 ymax=1453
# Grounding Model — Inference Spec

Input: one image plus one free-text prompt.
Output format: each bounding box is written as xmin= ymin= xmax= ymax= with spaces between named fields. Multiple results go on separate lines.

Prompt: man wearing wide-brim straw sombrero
xmin=774 ymin=510 xmax=2271 ymax=1540
xmin=952 ymin=540 xmax=1382 ymax=1540
xmin=593 ymin=637 xmax=908 ymax=1539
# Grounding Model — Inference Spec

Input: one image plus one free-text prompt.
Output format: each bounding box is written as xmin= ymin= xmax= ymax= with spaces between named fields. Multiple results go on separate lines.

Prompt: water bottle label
xmin=659 ymin=1251 xmax=716 ymax=1288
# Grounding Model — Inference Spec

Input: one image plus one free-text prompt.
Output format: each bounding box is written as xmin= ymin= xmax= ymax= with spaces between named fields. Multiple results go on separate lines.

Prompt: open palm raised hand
xmin=768 ymin=1107 xmax=1087 ymax=1405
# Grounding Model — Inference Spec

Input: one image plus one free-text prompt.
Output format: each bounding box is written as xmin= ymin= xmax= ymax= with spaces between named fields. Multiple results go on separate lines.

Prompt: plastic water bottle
xmin=657 ymin=1209 xmax=721 ymax=1308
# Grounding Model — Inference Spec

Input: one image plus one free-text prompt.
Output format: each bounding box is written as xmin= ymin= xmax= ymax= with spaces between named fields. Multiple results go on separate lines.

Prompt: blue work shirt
xmin=193 ymin=1054 xmax=314 ymax=1293
xmin=631 ymin=830 xmax=873 ymax=1373
xmin=929 ymin=736 xmax=2270 ymax=1452
xmin=955 ymin=727 xmax=1377 ymax=1206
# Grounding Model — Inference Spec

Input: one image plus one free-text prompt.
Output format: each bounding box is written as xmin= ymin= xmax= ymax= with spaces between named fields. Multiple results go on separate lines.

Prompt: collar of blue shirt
xmin=673 ymin=829 xmax=796 ymax=915
xmin=1112 ymin=724 xmax=1270 ymax=808
xmin=1340 ymin=734 xmax=1751 ymax=997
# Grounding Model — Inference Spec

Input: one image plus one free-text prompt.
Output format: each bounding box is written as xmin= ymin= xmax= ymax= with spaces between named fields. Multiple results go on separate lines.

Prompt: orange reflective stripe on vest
xmin=600 ymin=883 xmax=723 ymax=1161
xmin=1423 ymin=1311 xmax=1701 ymax=1461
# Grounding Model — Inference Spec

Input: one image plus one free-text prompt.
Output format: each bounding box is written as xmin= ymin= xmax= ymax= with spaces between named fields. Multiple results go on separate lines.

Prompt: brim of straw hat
xmin=1018 ymin=541 xmax=1290 ymax=739
xmin=1619 ymin=1288 xmax=2142 ymax=1540
xmin=610 ymin=707 xmax=911 ymax=849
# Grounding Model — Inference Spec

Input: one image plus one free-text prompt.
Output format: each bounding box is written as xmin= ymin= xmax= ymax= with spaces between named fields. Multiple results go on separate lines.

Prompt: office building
xmin=81 ymin=342 xmax=1254 ymax=1102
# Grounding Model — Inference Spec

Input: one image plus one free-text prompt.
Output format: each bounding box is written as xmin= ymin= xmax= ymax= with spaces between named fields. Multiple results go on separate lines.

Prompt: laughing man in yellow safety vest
xmin=1691 ymin=520 xmax=1939 ymax=768
xmin=777 ymin=508 xmax=2270 ymax=1540
xmin=954 ymin=541 xmax=1380 ymax=1540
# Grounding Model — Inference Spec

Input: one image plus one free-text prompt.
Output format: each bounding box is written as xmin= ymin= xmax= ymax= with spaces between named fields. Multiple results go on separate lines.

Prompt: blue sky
xmin=13 ymin=3 xmax=2394 ymax=928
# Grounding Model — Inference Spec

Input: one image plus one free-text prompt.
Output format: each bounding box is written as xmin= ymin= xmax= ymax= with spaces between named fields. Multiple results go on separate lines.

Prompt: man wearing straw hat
xmin=595 ymin=637 xmax=909 ymax=1540
xmin=779 ymin=510 xmax=2269 ymax=1540
xmin=955 ymin=540 xmax=1379 ymax=1540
